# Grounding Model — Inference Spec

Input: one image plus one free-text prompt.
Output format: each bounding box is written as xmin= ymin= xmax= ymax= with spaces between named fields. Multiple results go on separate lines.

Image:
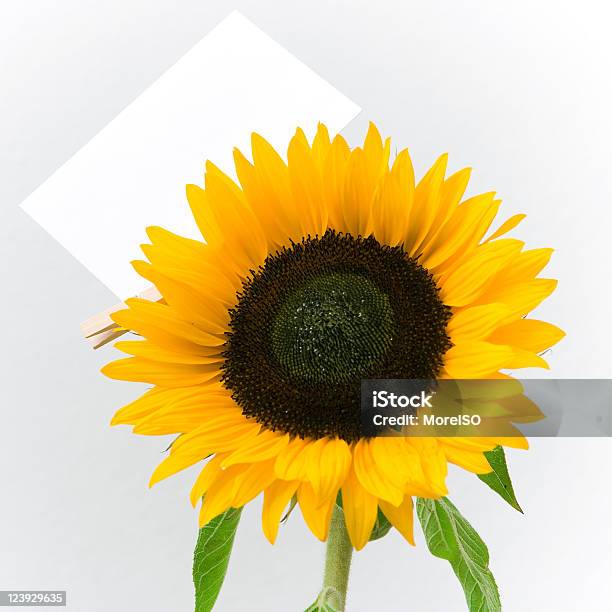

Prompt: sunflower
xmin=103 ymin=123 xmax=564 ymax=551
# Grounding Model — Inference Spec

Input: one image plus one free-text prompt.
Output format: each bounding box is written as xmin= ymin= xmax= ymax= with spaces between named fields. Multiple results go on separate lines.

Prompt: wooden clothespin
xmin=81 ymin=286 xmax=161 ymax=349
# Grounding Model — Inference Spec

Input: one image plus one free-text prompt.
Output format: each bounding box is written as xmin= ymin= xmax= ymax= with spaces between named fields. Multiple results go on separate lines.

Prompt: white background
xmin=2 ymin=1 xmax=612 ymax=610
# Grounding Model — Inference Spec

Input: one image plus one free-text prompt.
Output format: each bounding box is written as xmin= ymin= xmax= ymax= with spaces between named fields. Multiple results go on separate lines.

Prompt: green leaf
xmin=417 ymin=497 xmax=501 ymax=612
xmin=193 ymin=507 xmax=243 ymax=612
xmin=304 ymin=603 xmax=339 ymax=612
xmin=478 ymin=446 xmax=523 ymax=513
xmin=369 ymin=508 xmax=392 ymax=541
xmin=304 ymin=587 xmax=341 ymax=611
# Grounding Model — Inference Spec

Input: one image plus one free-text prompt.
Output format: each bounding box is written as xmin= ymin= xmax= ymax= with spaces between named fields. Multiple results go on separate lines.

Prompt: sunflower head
xmin=103 ymin=122 xmax=564 ymax=550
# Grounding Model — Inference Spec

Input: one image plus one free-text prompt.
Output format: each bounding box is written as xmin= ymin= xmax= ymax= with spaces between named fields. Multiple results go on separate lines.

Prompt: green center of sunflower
xmin=221 ymin=230 xmax=452 ymax=442
xmin=271 ymin=272 xmax=394 ymax=384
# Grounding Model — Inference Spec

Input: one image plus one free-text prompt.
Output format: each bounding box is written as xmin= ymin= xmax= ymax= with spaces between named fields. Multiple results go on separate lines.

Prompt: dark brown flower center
xmin=221 ymin=230 xmax=452 ymax=442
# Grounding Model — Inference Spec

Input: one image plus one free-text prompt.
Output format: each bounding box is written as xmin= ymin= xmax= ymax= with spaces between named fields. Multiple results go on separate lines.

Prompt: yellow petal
xmin=324 ymin=135 xmax=351 ymax=230
xmin=505 ymin=348 xmax=550 ymax=370
xmin=405 ymin=153 xmax=447 ymax=255
xmin=133 ymin=396 xmax=234 ymax=436
xmin=112 ymin=299 xmax=224 ymax=348
xmin=341 ymin=147 xmax=374 ymax=236
xmin=370 ymin=149 xmax=414 ymax=246
xmin=422 ymin=193 xmax=499 ymax=270
xmin=440 ymin=437 xmax=498 ymax=452
xmin=488 ymin=319 xmax=565 ymax=353
xmin=202 ymin=161 xmax=268 ymax=271
xmin=221 ymin=432 xmax=290 ymax=467
xmin=190 ymin=453 xmax=226 ymax=506
xmin=379 ymin=496 xmax=415 ymax=545
xmin=338 ymin=123 xmax=390 ymax=236
xmin=249 ymin=132 xmax=302 ymax=244
xmin=185 ymin=184 xmax=222 ymax=246
xmin=418 ymin=166 xmax=471 ymax=253
xmin=274 ymin=437 xmax=310 ymax=481
xmin=476 ymin=279 xmax=558 ymax=324
xmin=287 ymin=127 xmax=327 ymax=236
xmin=444 ymin=342 xmax=517 ymax=378
xmin=311 ymin=123 xmax=332 ymax=168
xmin=262 ymin=479 xmax=299 ymax=544
xmin=483 ymin=248 xmax=554 ymax=296
xmin=363 ymin=122 xmax=383 ymax=160
xmin=149 ymin=447 xmax=207 ymax=488
xmin=170 ymin=414 xmax=259 ymax=457
xmin=102 ymin=356 xmax=221 ymax=387
xmin=437 ymin=202 xmax=506 ymax=278
xmin=362 ymin=123 xmax=391 ymax=193
xmin=442 ymin=445 xmax=493 ymax=474
xmin=353 ymin=439 xmax=404 ymax=506
xmin=131 ymin=260 xmax=228 ymax=333
xmin=369 ymin=438 xmax=441 ymax=498
xmin=149 ymin=262 xmax=239 ymax=306
xmin=198 ymin=464 xmax=245 ymax=526
xmin=231 ymin=460 xmax=276 ymax=507
xmin=298 ymin=482 xmax=334 ymax=541
xmin=441 ymin=239 xmax=524 ymax=307
xmin=114 ymin=340 xmax=222 ymax=365
xmin=141 ymin=227 xmax=242 ymax=297
xmin=110 ymin=386 xmax=189 ymax=426
xmin=447 ymin=303 xmax=511 ymax=343
xmin=305 ymin=438 xmax=352 ymax=500
xmin=407 ymin=438 xmax=448 ymax=496
xmin=484 ymin=214 xmax=526 ymax=242
xmin=341 ymin=466 xmax=378 ymax=550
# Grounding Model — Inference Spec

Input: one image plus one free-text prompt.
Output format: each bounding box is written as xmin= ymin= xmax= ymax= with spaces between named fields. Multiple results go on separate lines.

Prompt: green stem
xmin=322 ymin=504 xmax=353 ymax=610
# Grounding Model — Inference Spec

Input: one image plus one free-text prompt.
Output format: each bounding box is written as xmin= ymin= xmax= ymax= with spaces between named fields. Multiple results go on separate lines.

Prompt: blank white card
xmin=21 ymin=11 xmax=361 ymax=298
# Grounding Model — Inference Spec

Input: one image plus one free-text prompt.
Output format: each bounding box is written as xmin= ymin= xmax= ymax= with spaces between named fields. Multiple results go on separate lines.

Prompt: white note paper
xmin=21 ymin=11 xmax=360 ymax=298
